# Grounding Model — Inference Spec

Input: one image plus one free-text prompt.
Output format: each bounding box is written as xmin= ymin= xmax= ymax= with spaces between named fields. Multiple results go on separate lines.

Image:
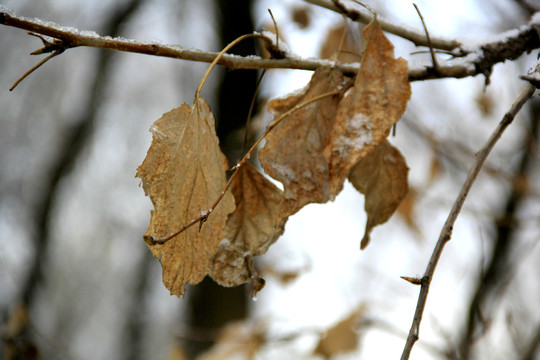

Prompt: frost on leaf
xmin=259 ymin=67 xmax=350 ymax=213
xmin=324 ymin=18 xmax=411 ymax=195
xmin=348 ymin=141 xmax=408 ymax=249
xmin=136 ymin=98 xmax=235 ymax=297
xmin=211 ymin=162 xmax=288 ymax=292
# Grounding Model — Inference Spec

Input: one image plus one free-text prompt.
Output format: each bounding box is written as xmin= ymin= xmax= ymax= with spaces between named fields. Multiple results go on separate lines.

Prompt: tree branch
xmin=306 ymin=0 xmax=460 ymax=51
xmin=458 ymin=95 xmax=540 ymax=359
xmin=400 ymin=60 xmax=539 ymax=360
xmin=1 ymin=9 xmax=540 ymax=83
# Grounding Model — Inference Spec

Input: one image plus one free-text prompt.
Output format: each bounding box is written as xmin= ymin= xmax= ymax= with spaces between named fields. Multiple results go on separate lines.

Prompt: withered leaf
xmin=320 ymin=22 xmax=363 ymax=64
xmin=348 ymin=141 xmax=408 ymax=249
xmin=314 ymin=305 xmax=366 ymax=359
xmin=324 ymin=18 xmax=411 ymax=194
xmin=292 ymin=6 xmax=311 ymax=29
xmin=198 ymin=321 xmax=266 ymax=360
xmin=211 ymin=162 xmax=288 ymax=291
xmin=136 ymin=98 xmax=235 ymax=297
xmin=397 ymin=188 xmax=421 ymax=236
xmin=259 ymin=67 xmax=350 ymax=213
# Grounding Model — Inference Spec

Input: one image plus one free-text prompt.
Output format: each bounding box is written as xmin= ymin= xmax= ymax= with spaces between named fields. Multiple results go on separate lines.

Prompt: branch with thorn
xmin=399 ymin=56 xmax=539 ymax=360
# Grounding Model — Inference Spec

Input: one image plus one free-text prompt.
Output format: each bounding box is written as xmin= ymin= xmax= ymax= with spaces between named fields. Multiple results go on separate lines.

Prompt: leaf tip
xmin=360 ymin=233 xmax=371 ymax=250
xmin=251 ymin=277 xmax=266 ymax=301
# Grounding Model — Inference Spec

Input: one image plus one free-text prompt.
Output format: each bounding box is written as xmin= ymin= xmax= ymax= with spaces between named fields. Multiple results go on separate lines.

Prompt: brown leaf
xmin=136 ymin=98 xmax=235 ymax=297
xmin=211 ymin=162 xmax=288 ymax=291
xmin=348 ymin=141 xmax=408 ymax=249
xmin=314 ymin=305 xmax=366 ymax=358
xmin=199 ymin=321 xmax=266 ymax=360
xmin=397 ymin=188 xmax=421 ymax=235
xmin=166 ymin=344 xmax=188 ymax=360
xmin=320 ymin=22 xmax=363 ymax=63
xmin=324 ymin=18 xmax=411 ymax=194
xmin=291 ymin=6 xmax=311 ymax=29
xmin=259 ymin=67 xmax=350 ymax=213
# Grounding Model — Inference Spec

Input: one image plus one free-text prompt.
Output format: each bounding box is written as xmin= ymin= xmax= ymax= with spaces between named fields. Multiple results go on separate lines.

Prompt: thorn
xmin=520 ymin=73 xmax=540 ymax=88
xmin=401 ymin=275 xmax=422 ymax=285
xmin=198 ymin=216 xmax=208 ymax=232
xmin=413 ymin=3 xmax=440 ymax=74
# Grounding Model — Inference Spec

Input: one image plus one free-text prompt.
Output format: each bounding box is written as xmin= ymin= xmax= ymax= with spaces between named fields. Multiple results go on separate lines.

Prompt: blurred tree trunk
xmin=183 ymin=0 xmax=258 ymax=358
xmin=2 ymin=1 xmax=145 ymax=359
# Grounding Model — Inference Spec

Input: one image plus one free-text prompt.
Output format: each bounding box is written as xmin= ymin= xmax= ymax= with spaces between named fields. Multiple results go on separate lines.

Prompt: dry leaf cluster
xmin=137 ymin=18 xmax=411 ymax=296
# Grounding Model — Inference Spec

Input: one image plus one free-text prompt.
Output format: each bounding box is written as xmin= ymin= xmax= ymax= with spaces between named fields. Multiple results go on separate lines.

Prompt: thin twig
xmin=400 ymin=76 xmax=537 ymax=359
xmin=242 ymin=69 xmax=266 ymax=155
xmin=2 ymin=10 xmax=540 ymax=82
xmin=9 ymin=49 xmax=64 ymax=91
xmin=267 ymin=9 xmax=280 ymax=51
xmin=412 ymin=3 xmax=440 ymax=73
xmin=307 ymin=0 xmax=460 ymax=50
xmin=148 ymin=89 xmax=344 ymax=245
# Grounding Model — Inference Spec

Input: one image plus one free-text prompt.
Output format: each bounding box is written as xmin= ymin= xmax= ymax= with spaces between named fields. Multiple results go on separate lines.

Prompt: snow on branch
xmin=1 ymin=8 xmax=540 ymax=83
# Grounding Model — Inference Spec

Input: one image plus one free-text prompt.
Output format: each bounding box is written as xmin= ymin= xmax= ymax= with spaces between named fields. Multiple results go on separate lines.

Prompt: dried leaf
xmin=292 ymin=6 xmax=311 ymax=29
xmin=320 ymin=22 xmax=363 ymax=63
xmin=211 ymin=162 xmax=288 ymax=291
xmin=324 ymin=18 xmax=411 ymax=194
xmin=314 ymin=305 xmax=365 ymax=358
xmin=259 ymin=67 xmax=350 ymax=213
xmin=348 ymin=141 xmax=408 ymax=249
xmin=166 ymin=344 xmax=188 ymax=360
xmin=198 ymin=321 xmax=266 ymax=360
xmin=397 ymin=188 xmax=421 ymax=235
xmin=429 ymin=152 xmax=442 ymax=183
xmin=136 ymin=98 xmax=235 ymax=297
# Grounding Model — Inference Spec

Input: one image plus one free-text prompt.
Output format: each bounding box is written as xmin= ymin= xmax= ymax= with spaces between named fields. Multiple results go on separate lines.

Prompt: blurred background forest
xmin=1 ymin=0 xmax=539 ymax=359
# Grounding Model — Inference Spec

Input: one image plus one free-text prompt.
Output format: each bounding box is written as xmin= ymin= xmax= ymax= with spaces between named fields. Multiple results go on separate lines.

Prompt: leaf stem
xmin=195 ymin=33 xmax=268 ymax=100
xmin=412 ymin=3 xmax=440 ymax=74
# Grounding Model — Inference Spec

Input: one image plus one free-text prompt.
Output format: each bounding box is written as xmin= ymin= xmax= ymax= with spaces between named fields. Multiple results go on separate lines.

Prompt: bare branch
xmin=9 ymin=48 xmax=64 ymax=90
xmin=400 ymin=60 xmax=539 ymax=360
xmin=306 ymin=0 xmax=460 ymax=50
xmin=412 ymin=3 xmax=440 ymax=74
xmin=2 ymin=9 xmax=540 ymax=83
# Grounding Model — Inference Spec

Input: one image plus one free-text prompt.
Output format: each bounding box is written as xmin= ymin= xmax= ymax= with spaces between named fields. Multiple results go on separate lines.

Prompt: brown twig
xmin=400 ymin=71 xmax=537 ymax=359
xmin=9 ymin=49 xmax=64 ymax=91
xmin=2 ymin=10 xmax=540 ymax=82
xmin=267 ymin=9 xmax=280 ymax=52
xmin=242 ymin=69 xmax=266 ymax=155
xmin=315 ymin=0 xmax=460 ymax=50
xmin=412 ymin=3 xmax=440 ymax=74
